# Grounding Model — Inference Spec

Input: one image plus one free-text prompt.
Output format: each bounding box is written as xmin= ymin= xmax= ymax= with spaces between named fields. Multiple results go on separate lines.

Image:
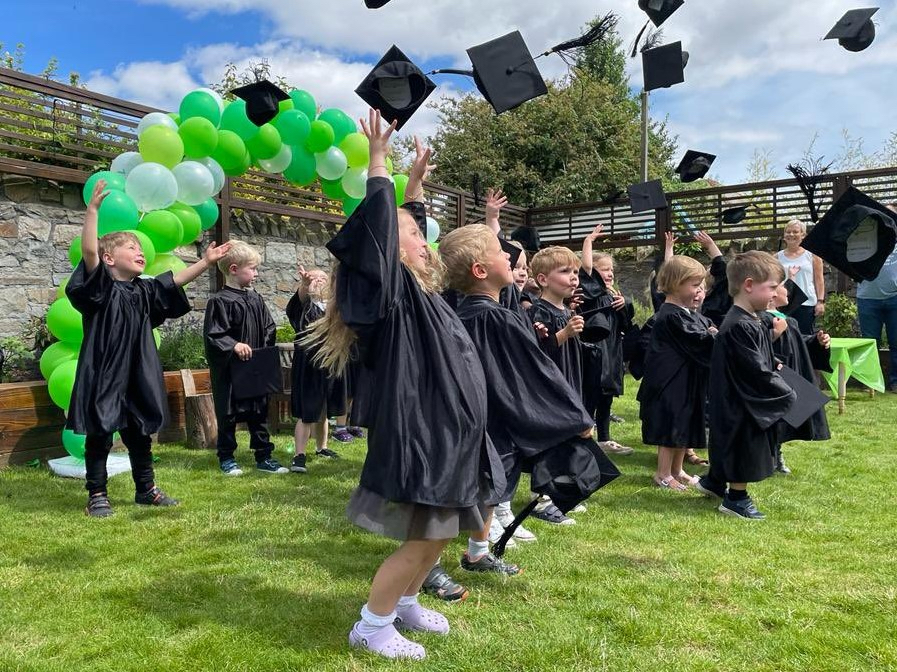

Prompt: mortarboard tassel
xmin=786 ymin=158 xmax=833 ymax=223
xmin=542 ymin=13 xmax=620 ymax=66
xmin=492 ymin=499 xmax=540 ymax=559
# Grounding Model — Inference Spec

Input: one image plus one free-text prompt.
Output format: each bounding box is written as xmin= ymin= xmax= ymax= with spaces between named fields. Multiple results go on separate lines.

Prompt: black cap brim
xmin=231 ymin=80 xmax=290 ymax=126
xmin=638 ymin=0 xmax=685 ymax=27
xmin=364 ymin=0 xmax=392 ymax=7
xmin=675 ymin=149 xmax=716 ymax=182
xmin=509 ymin=225 xmax=541 ymax=252
xmin=627 ymin=179 xmax=667 ymax=214
xmin=499 ymin=237 xmax=523 ymax=269
xmin=467 ymin=31 xmax=548 ymax=114
xmin=355 ymin=45 xmax=437 ymax=131
xmin=825 ymin=8 xmax=878 ymax=51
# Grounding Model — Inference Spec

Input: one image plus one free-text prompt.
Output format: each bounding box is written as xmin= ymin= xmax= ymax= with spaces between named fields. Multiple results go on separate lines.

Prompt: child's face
xmin=672 ymin=277 xmax=704 ymax=310
xmin=512 ymin=253 xmax=528 ymax=290
xmin=770 ymin=282 xmax=789 ymax=309
xmin=695 ymin=282 xmax=706 ymax=308
xmin=398 ymin=211 xmax=428 ymax=273
xmin=103 ymin=239 xmax=145 ymax=278
xmin=743 ymin=277 xmax=780 ymax=312
xmin=596 ymin=259 xmax=615 ymax=287
xmin=230 ymin=262 xmax=258 ymax=288
xmin=538 ymin=264 xmax=579 ymax=299
xmin=478 ymin=236 xmax=514 ymax=290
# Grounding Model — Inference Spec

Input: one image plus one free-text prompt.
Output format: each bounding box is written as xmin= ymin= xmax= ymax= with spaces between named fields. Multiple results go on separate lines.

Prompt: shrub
xmin=276 ymin=321 xmax=296 ymax=343
xmin=819 ymin=293 xmax=858 ymax=338
xmin=631 ymin=297 xmax=654 ymax=328
xmin=157 ymin=322 xmax=207 ymax=371
xmin=0 ymin=336 xmax=37 ymax=383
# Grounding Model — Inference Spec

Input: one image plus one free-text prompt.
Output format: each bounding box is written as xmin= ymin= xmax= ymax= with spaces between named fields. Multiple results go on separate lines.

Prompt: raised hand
xmin=87 ymin=179 xmax=111 ymax=213
xmin=359 ymin=108 xmax=397 ymax=170
xmin=586 ymin=223 xmax=605 ymax=242
xmin=664 ymin=230 xmax=678 ymax=249
xmin=694 ymin=230 xmax=722 ymax=259
xmin=203 ymin=241 xmax=231 ymax=264
xmin=485 ymin=188 xmax=508 ymax=218
xmin=408 ymin=136 xmax=435 ymax=185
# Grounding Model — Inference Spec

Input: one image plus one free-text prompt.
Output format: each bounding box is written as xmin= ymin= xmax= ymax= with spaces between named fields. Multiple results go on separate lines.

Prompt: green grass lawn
xmin=1 ymin=382 xmax=896 ymax=672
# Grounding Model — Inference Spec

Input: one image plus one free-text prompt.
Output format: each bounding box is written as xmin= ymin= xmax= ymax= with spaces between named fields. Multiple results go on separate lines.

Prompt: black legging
xmin=84 ymin=421 xmax=155 ymax=496
xmin=594 ymin=394 xmax=614 ymax=442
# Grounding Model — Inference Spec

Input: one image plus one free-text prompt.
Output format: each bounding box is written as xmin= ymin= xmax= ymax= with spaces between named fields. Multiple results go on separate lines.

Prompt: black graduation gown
xmin=708 ymin=306 xmax=796 ymax=483
xmin=578 ymin=269 xmax=626 ymax=400
xmin=649 ymin=252 xmax=666 ymax=312
xmin=328 ymin=177 xmax=504 ymax=507
xmin=203 ymin=285 xmax=276 ymax=420
xmin=527 ymin=298 xmax=583 ymax=398
xmin=65 ymin=261 xmax=190 ymax=436
xmin=638 ymin=303 xmax=715 ymax=448
xmin=455 ymin=295 xmax=594 ymax=499
xmin=761 ymin=312 xmax=832 ymax=443
xmin=286 ymin=293 xmax=347 ymax=423
xmin=701 ymin=255 xmax=732 ymax=328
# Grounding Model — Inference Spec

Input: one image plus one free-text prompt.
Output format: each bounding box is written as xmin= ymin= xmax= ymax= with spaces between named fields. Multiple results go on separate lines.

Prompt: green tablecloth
xmin=820 ymin=337 xmax=885 ymax=395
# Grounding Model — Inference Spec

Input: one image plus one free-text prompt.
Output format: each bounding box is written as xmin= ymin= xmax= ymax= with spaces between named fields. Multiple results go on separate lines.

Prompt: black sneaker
xmin=695 ymin=476 xmax=726 ymax=499
xmin=719 ymin=495 xmax=765 ymax=520
xmin=530 ymin=502 xmax=576 ymax=526
xmin=421 ymin=563 xmax=469 ymax=602
xmin=775 ymin=453 xmax=792 ymax=475
xmin=85 ymin=493 xmax=114 ymax=518
xmin=347 ymin=426 xmax=365 ymax=438
xmin=460 ymin=552 xmax=522 ymax=576
xmin=315 ymin=448 xmax=340 ymax=459
xmin=290 ymin=454 xmax=307 ymax=473
xmin=256 ymin=458 xmax=289 ymax=474
xmin=135 ymin=486 xmax=179 ymax=507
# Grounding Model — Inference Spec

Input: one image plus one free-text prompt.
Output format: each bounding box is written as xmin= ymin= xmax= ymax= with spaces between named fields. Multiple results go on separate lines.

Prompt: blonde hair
xmin=592 ymin=251 xmax=614 ymax=269
xmin=784 ymin=218 xmax=807 ymax=235
xmin=656 ymin=255 xmax=706 ymax=294
xmin=439 ymin=225 xmax=495 ymax=294
xmin=726 ymin=250 xmax=784 ymax=297
xmin=530 ymin=246 xmax=580 ymax=287
xmin=98 ymin=231 xmax=139 ymax=258
xmin=217 ymin=240 xmax=262 ymax=274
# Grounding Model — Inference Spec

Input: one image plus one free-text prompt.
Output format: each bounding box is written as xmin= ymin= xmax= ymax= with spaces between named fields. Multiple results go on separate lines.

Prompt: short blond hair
xmin=784 ymin=218 xmax=807 ymax=235
xmin=439 ymin=225 xmax=495 ymax=294
xmin=726 ymin=250 xmax=784 ymax=297
xmin=217 ymin=240 xmax=262 ymax=274
xmin=592 ymin=251 xmax=614 ymax=269
xmin=99 ymin=231 xmax=140 ymax=258
xmin=656 ymin=255 xmax=706 ymax=294
xmin=530 ymin=246 xmax=580 ymax=286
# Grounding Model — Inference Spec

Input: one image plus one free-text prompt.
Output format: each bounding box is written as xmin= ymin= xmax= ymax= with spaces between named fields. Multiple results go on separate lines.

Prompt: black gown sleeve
xmin=667 ymin=309 xmax=715 ymax=367
xmin=145 ymin=271 xmax=191 ymax=327
xmin=204 ymin=295 xmax=238 ymax=359
xmin=65 ymin=260 xmax=113 ymax=316
xmin=286 ymin=292 xmax=305 ymax=332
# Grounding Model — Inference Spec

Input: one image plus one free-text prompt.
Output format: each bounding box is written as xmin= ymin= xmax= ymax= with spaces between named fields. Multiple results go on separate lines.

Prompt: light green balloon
xmin=305 ymin=120 xmax=334 ymax=153
xmin=144 ymin=252 xmax=188 ymax=277
xmin=317 ymin=109 xmax=356 ymax=145
xmin=393 ymin=174 xmax=409 ymax=205
xmin=62 ymin=428 xmax=86 ymax=461
xmin=168 ymin=203 xmax=202 ymax=245
xmin=82 ymin=171 xmax=125 ymax=205
xmin=56 ymin=277 xmax=69 ymax=299
xmin=138 ymin=125 xmax=184 ymax=169
xmin=153 ymin=328 xmax=162 ymax=349
xmin=69 ymin=236 xmax=82 ymax=268
xmin=220 ymin=100 xmax=259 ymax=141
xmin=179 ymin=90 xmax=221 ymax=127
xmin=48 ymin=360 xmax=79 ymax=411
xmin=222 ymin=150 xmax=251 ymax=177
xmin=179 ymin=116 xmax=219 ymax=158
xmin=138 ymin=210 xmax=183 ymax=253
xmin=245 ymin=123 xmax=282 ymax=160
xmin=339 ymin=133 xmax=370 ymax=169
xmin=211 ymin=130 xmax=247 ymax=171
xmin=39 ymin=341 xmax=80 ymax=381
xmin=46 ymin=297 xmax=83 ymax=344
xmin=273 ymin=109 xmax=311 ymax=146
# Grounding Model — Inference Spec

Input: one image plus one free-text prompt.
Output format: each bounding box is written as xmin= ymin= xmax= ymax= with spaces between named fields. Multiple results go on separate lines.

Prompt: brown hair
xmin=726 ymin=250 xmax=784 ymax=297
xmin=98 ymin=231 xmax=140 ymax=259
xmin=656 ymin=255 xmax=706 ymax=294
xmin=530 ymin=246 xmax=580 ymax=287
xmin=439 ymin=225 xmax=495 ymax=294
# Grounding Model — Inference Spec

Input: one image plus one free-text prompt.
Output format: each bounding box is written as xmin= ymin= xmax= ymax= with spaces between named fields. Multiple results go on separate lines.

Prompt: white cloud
xmin=84 ymin=61 xmax=199 ymax=109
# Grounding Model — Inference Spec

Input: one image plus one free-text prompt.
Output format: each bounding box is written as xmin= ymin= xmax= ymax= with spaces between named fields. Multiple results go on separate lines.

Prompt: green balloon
xmin=278 ymin=98 xmax=294 ymax=114
xmin=83 ymin=171 xmax=126 ymax=205
xmin=46 ymin=297 xmax=83 ymax=344
xmin=168 ymin=203 xmax=202 ymax=245
xmin=168 ymin=112 xmax=181 ymax=125
xmin=343 ymin=196 xmax=363 ymax=217
xmin=220 ymin=100 xmax=259 ymax=141
xmin=393 ymin=174 xmax=409 ymax=205
xmin=130 ymin=229 xmax=157 ymax=268
xmin=282 ymin=146 xmax=318 ymax=186
xmin=97 ymin=191 xmax=140 ymax=235
xmin=138 ymin=125 xmax=184 ymax=169
xmin=153 ymin=328 xmax=162 ymax=349
xmin=138 ymin=210 xmax=183 ymax=253
xmin=48 ymin=359 xmax=79 ymax=411
xmin=179 ymin=90 xmax=221 ymax=127
xmin=339 ymin=132 xmax=370 ymax=169
xmin=193 ymin=198 xmax=219 ymax=231
xmin=69 ymin=236 xmax=82 ymax=268
xmin=222 ymin=150 xmax=252 ymax=177
xmin=289 ymin=89 xmax=317 ymax=120
xmin=245 ymin=123 xmax=282 ymax=160
xmin=320 ymin=177 xmax=347 ymax=201
xmin=273 ymin=109 xmax=311 ymax=146
xmin=39 ymin=341 xmax=80 ymax=381
xmin=305 ymin=120 xmax=334 ymax=153
xmin=317 ymin=109 xmax=356 ymax=144
xmin=211 ymin=130 xmax=247 ymax=172
xmin=145 ymin=252 xmax=188 ymax=277
xmin=56 ymin=277 xmax=69 ymax=299
xmin=179 ymin=116 xmax=219 ymax=158
xmin=62 ymin=428 xmax=86 ymax=461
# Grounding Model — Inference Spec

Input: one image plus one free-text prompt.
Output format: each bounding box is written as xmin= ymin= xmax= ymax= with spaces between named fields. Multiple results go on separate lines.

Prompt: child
xmin=67 ymin=180 xmax=230 ymax=517
xmin=204 ymin=241 xmax=287 ymax=477
xmin=286 ymin=266 xmax=347 ymax=473
xmin=638 ymin=256 xmax=717 ymax=490
xmin=697 ymin=251 xmax=797 ymax=519
xmin=301 ymin=111 xmax=504 ymax=660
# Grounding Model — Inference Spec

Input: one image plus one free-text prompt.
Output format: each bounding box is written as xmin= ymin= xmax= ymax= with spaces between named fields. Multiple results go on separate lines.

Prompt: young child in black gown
xmin=68 ymin=180 xmax=230 ymax=517
xmin=301 ymin=111 xmax=504 ymax=660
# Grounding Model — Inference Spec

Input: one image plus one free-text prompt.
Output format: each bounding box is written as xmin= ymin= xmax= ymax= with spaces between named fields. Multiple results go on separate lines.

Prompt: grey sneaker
xmin=460 ymin=552 xmax=522 ymax=576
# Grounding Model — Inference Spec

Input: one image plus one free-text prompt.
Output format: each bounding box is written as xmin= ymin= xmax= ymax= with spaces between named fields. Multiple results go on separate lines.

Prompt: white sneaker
xmin=487 ymin=514 xmax=517 ymax=548
xmin=571 ymin=503 xmax=587 ymax=514
xmin=599 ymin=440 xmax=634 ymax=456
xmin=493 ymin=507 xmax=537 ymax=542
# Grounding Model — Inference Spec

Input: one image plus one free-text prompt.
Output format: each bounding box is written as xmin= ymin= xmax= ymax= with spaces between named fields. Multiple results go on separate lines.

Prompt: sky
xmin=3 ymin=0 xmax=897 ymax=185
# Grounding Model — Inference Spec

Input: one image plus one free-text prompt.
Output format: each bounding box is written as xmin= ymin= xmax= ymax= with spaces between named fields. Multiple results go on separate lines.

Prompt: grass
xmin=1 ymin=381 xmax=896 ymax=672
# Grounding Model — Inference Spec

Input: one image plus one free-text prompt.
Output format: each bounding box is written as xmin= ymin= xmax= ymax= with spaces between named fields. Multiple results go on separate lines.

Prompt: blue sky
xmin=4 ymin=0 xmax=896 ymax=185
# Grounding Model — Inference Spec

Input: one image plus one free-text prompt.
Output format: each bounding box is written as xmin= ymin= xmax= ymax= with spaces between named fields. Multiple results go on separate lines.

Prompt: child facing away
xmin=697 ymin=251 xmax=797 ymax=519
xmin=67 ymin=180 xmax=230 ymax=517
xmin=638 ymin=255 xmax=717 ymax=490
xmin=204 ymin=240 xmax=287 ymax=477
xmin=286 ymin=266 xmax=347 ymax=473
xmin=301 ymin=111 xmax=505 ymax=661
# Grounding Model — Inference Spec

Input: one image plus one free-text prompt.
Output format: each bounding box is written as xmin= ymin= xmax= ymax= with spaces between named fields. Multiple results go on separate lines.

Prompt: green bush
xmin=819 ymin=293 xmax=858 ymax=338
xmin=276 ymin=321 xmax=296 ymax=343
xmin=157 ymin=322 xmax=207 ymax=371
xmin=631 ymin=297 xmax=654 ymax=328
xmin=0 ymin=336 xmax=37 ymax=383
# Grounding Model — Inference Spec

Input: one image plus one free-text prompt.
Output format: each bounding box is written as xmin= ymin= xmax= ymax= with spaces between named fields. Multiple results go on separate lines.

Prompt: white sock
xmin=357 ymin=603 xmax=396 ymax=637
xmin=467 ymin=538 xmax=489 ymax=559
xmin=397 ymin=594 xmax=418 ymax=611
xmin=496 ymin=501 xmax=512 ymax=514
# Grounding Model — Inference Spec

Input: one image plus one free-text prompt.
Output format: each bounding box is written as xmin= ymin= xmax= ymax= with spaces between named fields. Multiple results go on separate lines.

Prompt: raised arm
xmin=403 ymin=135 xmax=434 ymax=205
xmin=663 ymin=230 xmax=677 ymax=262
xmin=484 ymin=188 xmax=508 ymax=234
xmin=581 ymin=224 xmax=605 ymax=274
xmin=82 ymin=180 xmax=110 ymax=272
xmin=173 ymin=241 xmax=231 ymax=287
xmin=361 ymin=109 xmax=397 ymax=182
xmin=694 ymin=230 xmax=722 ymax=260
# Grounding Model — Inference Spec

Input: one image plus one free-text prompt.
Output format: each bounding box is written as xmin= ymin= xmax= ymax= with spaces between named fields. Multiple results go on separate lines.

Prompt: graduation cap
xmin=721 ymin=205 xmax=749 ymax=224
xmin=676 ymin=150 xmax=715 ymax=183
xmin=228 ymin=346 xmax=284 ymax=399
xmin=399 ymin=201 xmax=428 ymax=237
xmin=801 ymin=186 xmax=897 ymax=282
xmin=779 ymin=365 xmax=830 ymax=429
xmin=581 ymin=309 xmax=612 ymax=343
xmin=355 ymin=45 xmax=437 ymax=130
xmin=431 ymin=31 xmax=549 ymax=115
xmin=642 ymin=41 xmax=688 ymax=91
xmin=230 ymin=80 xmax=290 ymax=126
xmin=364 ymin=0 xmax=391 ymax=7
xmin=781 ymin=279 xmax=809 ymax=316
xmin=627 ymin=179 xmax=667 ymax=214
xmin=510 ymin=226 xmax=541 ymax=253
xmin=638 ymin=0 xmax=685 ymax=27
xmin=824 ymin=8 xmax=878 ymax=52
xmin=499 ymin=237 xmax=523 ymax=269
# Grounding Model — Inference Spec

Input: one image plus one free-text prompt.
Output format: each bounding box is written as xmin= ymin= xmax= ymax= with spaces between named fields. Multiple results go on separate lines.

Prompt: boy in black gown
xmin=68 ymin=180 xmax=231 ymax=517
xmin=204 ymin=240 xmax=287 ymax=476
xmin=697 ymin=251 xmax=796 ymax=519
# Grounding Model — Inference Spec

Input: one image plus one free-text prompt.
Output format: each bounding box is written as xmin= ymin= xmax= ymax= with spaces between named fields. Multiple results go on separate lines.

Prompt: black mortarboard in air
xmin=399 ymin=201 xmax=428 ymax=237
xmin=781 ymin=279 xmax=809 ymax=317
xmin=676 ymin=150 xmax=716 ymax=183
xmin=228 ymin=346 xmax=284 ymax=399
xmin=801 ymin=186 xmax=897 ymax=282
xmin=356 ymin=45 xmax=437 ymax=130
xmin=627 ymin=179 xmax=667 ymax=214
xmin=779 ymin=365 xmax=831 ymax=429
xmin=230 ymin=80 xmax=290 ymax=126
xmin=824 ymin=8 xmax=879 ymax=52
xmin=642 ymin=41 xmax=688 ymax=91
xmin=364 ymin=0 xmax=391 ymax=7
xmin=510 ymin=226 xmax=541 ymax=253
xmin=638 ymin=0 xmax=685 ymax=27
xmin=721 ymin=205 xmax=749 ymax=224
xmin=499 ymin=237 xmax=523 ymax=269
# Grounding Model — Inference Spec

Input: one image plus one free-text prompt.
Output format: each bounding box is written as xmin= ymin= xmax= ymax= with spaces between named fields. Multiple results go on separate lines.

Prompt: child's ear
xmin=101 ymin=251 xmax=115 ymax=267
xmin=536 ymin=272 xmax=548 ymax=288
xmin=471 ymin=261 xmax=488 ymax=281
xmin=228 ymin=263 xmax=239 ymax=275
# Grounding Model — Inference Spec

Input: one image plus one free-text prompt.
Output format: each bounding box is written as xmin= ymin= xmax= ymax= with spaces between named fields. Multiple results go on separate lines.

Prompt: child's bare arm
xmin=403 ymin=135 xmax=434 ymax=204
xmin=581 ymin=224 xmax=604 ymax=274
xmin=82 ymin=180 xmax=110 ymax=272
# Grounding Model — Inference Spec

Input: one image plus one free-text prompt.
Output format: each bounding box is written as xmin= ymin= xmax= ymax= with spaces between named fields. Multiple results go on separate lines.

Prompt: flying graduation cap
xmin=355 ymin=45 xmax=437 ymax=130
xmin=721 ymin=205 xmax=749 ymax=224
xmin=642 ymin=41 xmax=689 ymax=91
xmin=510 ymin=225 xmax=541 ymax=253
xmin=627 ymin=179 xmax=667 ymax=214
xmin=364 ymin=0 xmax=392 ymax=7
xmin=230 ymin=80 xmax=290 ymax=126
xmin=824 ymin=8 xmax=879 ymax=52
xmin=675 ymin=150 xmax=715 ymax=183
xmin=638 ymin=0 xmax=685 ymax=27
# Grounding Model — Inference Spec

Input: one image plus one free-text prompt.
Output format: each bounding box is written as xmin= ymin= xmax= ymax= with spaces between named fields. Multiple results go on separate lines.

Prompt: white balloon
xmin=197 ymin=157 xmax=225 ymax=195
xmin=172 ymin=161 xmax=215 ymax=206
xmin=110 ymin=151 xmax=144 ymax=176
xmin=136 ymin=112 xmax=178 ymax=137
xmin=258 ymin=145 xmax=293 ymax=174
xmin=195 ymin=87 xmax=225 ymax=115
xmin=315 ymin=147 xmax=348 ymax=181
xmin=426 ymin=217 xmax=440 ymax=244
xmin=125 ymin=162 xmax=178 ymax=212
xmin=341 ymin=167 xmax=368 ymax=199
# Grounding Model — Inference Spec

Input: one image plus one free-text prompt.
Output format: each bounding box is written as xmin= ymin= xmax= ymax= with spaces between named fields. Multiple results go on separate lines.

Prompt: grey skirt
xmin=346 ymin=486 xmax=489 ymax=542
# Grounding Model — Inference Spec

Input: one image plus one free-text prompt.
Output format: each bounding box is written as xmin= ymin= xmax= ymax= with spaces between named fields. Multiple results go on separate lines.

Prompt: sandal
xmin=394 ymin=603 xmax=450 ymax=634
xmin=685 ymin=450 xmax=709 ymax=466
xmin=675 ymin=472 xmax=701 ymax=486
xmin=349 ymin=623 xmax=426 ymax=660
xmin=653 ymin=476 xmax=687 ymax=491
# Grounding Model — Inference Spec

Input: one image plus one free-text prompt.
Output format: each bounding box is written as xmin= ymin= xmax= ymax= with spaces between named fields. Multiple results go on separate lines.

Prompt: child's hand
xmin=485 ymin=188 xmax=507 ymax=220
xmin=87 ymin=179 xmax=111 ymax=213
xmin=817 ymin=330 xmax=831 ymax=349
xmin=611 ymin=293 xmax=625 ymax=311
xmin=664 ymin=230 xmax=678 ymax=251
xmin=407 ymin=136 xmax=435 ymax=188
xmin=203 ymin=241 xmax=231 ymax=264
xmin=567 ymin=287 xmax=584 ymax=311
xmin=579 ymin=426 xmax=595 ymax=439
xmin=533 ymin=321 xmax=549 ymax=339
xmin=789 ymin=265 xmax=800 ymax=280
xmin=772 ymin=317 xmax=788 ymax=338
xmin=694 ymin=230 xmax=714 ymax=248
xmin=708 ymin=326 xmax=719 ymax=336
xmin=298 ymin=265 xmax=313 ymax=287
xmin=233 ymin=342 xmax=252 ymax=361
xmin=360 ymin=108 xmax=397 ymax=163
xmin=586 ymin=223 xmax=605 ymax=242
xmin=562 ymin=315 xmax=584 ymax=337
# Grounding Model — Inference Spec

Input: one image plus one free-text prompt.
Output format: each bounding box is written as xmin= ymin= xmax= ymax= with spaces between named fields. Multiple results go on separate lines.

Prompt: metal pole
xmin=640 ymin=89 xmax=649 ymax=182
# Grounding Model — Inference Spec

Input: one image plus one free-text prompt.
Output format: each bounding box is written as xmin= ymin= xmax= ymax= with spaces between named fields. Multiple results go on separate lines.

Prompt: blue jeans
xmin=857 ymin=296 xmax=897 ymax=386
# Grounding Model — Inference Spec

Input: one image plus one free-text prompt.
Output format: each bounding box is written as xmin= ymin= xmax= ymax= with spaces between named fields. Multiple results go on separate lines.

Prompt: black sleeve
xmin=145 ymin=271 xmax=191 ymax=328
xmin=203 ymin=295 xmax=238 ymax=357
xmin=65 ymin=260 xmax=113 ymax=316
